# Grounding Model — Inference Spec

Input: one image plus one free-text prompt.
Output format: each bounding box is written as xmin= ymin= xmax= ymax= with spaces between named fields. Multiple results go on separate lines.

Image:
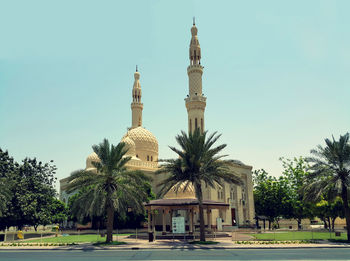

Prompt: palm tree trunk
xmin=195 ymin=183 xmax=206 ymax=242
xmin=341 ymin=181 xmax=350 ymax=242
xmin=106 ymin=206 xmax=114 ymax=243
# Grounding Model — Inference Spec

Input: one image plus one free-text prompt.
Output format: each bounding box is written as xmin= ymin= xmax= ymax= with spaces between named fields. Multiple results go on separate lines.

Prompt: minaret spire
xmin=131 ymin=69 xmax=143 ymax=128
xmin=189 ymin=20 xmax=201 ymax=65
xmin=185 ymin=21 xmax=206 ymax=133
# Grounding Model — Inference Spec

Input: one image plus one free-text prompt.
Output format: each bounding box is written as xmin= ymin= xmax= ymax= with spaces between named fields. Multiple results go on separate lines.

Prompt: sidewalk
xmin=1 ymin=236 xmax=350 ymax=250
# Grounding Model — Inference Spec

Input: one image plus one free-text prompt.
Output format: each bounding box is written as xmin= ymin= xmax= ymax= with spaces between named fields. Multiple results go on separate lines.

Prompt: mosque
xmin=60 ymin=22 xmax=255 ymax=231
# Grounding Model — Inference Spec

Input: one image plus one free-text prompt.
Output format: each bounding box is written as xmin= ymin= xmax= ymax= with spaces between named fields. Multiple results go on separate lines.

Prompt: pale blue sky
xmin=1 ymin=0 xmax=349 ymax=190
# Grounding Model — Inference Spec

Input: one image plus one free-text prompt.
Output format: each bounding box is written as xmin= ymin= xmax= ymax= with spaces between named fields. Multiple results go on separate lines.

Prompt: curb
xmin=1 ymin=245 xmax=350 ymax=251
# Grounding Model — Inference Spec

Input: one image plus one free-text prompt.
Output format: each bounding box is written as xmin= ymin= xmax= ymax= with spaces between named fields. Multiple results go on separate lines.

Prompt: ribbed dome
xmin=164 ymin=182 xmax=196 ymax=199
xmin=86 ymin=152 xmax=100 ymax=169
xmin=124 ymin=126 xmax=158 ymax=154
xmin=121 ymin=136 xmax=136 ymax=156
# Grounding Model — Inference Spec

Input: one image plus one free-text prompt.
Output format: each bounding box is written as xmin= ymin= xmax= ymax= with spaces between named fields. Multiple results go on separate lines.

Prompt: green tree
xmin=66 ymin=139 xmax=151 ymax=243
xmin=0 ymin=177 xmax=11 ymax=217
xmin=14 ymin=158 xmax=58 ymax=230
xmin=156 ymin=129 xmax=242 ymax=242
xmin=49 ymin=198 xmax=68 ymax=225
xmin=253 ymin=169 xmax=290 ymax=229
xmin=0 ymin=149 xmax=17 ymax=221
xmin=280 ymin=157 xmax=313 ymax=229
xmin=313 ymin=197 xmax=344 ymax=231
xmin=303 ymin=133 xmax=350 ymax=241
xmin=0 ymin=149 xmax=63 ymax=230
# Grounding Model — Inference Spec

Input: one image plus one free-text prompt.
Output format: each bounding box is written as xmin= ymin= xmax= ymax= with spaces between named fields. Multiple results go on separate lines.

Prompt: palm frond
xmin=156 ymin=130 xmax=242 ymax=199
xmin=67 ymin=138 xmax=151 ymax=223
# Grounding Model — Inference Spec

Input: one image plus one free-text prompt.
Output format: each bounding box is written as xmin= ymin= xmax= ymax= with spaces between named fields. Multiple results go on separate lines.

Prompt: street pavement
xmin=1 ymin=248 xmax=350 ymax=260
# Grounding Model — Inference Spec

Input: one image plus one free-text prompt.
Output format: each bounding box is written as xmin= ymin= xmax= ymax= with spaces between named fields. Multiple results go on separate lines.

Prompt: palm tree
xmin=156 ymin=129 xmax=242 ymax=242
xmin=66 ymin=139 xmax=151 ymax=243
xmin=303 ymin=133 xmax=350 ymax=241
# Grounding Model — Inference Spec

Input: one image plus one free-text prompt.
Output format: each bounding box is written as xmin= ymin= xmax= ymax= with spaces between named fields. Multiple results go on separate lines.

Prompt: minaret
xmin=131 ymin=66 xmax=143 ymax=128
xmin=185 ymin=19 xmax=206 ymax=133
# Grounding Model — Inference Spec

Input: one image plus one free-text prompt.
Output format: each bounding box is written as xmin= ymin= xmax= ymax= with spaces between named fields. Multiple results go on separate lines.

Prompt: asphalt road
xmin=1 ymin=249 xmax=350 ymax=260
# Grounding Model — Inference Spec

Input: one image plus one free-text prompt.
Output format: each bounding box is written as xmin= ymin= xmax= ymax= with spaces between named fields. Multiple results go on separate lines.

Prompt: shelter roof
xmin=145 ymin=198 xmax=229 ymax=208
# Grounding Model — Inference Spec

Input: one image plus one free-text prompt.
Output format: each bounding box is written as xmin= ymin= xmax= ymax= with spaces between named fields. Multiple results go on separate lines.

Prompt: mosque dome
xmin=164 ymin=182 xmax=196 ymax=199
xmin=123 ymin=126 xmax=158 ymax=162
xmin=85 ymin=152 xmax=100 ymax=170
xmin=121 ymin=136 xmax=136 ymax=156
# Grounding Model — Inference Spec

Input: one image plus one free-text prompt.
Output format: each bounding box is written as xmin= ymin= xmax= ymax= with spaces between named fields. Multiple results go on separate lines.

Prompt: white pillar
xmin=162 ymin=210 xmax=166 ymax=233
xmin=190 ymin=209 xmax=194 ymax=233
xmin=207 ymin=208 xmax=212 ymax=231
xmin=148 ymin=210 xmax=151 ymax=232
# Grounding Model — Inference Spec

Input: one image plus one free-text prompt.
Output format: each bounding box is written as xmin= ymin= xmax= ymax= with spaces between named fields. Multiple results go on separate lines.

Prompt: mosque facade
xmin=60 ymin=22 xmax=255 ymax=230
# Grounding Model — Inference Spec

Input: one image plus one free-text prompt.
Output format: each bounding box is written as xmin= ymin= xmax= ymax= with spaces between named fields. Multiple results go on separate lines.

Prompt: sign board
xmin=172 ymin=217 xmax=185 ymax=234
xmin=216 ymin=217 xmax=223 ymax=231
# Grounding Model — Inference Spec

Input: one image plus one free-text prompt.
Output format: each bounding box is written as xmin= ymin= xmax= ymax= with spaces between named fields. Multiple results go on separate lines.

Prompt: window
xmin=147 ymin=155 xmax=149 ymax=161
xmin=230 ymin=187 xmax=235 ymax=200
xmin=217 ymin=187 xmax=224 ymax=200
xmin=201 ymin=118 xmax=203 ymax=132
xmin=151 ymin=156 xmax=153 ymax=161
xmin=189 ymin=119 xmax=192 ymax=133
xmin=195 ymin=118 xmax=198 ymax=129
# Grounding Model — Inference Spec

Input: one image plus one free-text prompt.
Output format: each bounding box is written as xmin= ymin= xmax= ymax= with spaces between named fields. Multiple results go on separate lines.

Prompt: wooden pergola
xmin=145 ymin=198 xmax=229 ymax=233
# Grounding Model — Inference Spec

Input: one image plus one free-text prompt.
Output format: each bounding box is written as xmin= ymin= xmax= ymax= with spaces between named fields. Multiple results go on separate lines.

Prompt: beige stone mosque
xmin=60 ymin=22 xmax=255 ymax=232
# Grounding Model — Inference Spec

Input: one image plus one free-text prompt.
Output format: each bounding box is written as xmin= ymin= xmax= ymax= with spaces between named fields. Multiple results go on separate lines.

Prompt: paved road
xmin=1 ymin=249 xmax=350 ymax=260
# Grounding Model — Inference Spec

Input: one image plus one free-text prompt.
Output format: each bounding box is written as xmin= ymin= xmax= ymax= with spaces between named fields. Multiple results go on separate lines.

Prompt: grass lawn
xmin=252 ymin=231 xmax=347 ymax=241
xmin=25 ymin=234 xmax=131 ymax=244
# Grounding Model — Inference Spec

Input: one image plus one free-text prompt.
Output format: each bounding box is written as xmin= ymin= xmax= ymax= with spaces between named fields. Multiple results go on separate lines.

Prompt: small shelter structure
xmin=145 ymin=183 xmax=229 ymax=233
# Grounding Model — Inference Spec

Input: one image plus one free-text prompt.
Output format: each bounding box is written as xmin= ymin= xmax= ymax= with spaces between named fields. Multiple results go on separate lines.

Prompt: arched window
xmin=195 ymin=118 xmax=198 ymax=129
xmin=151 ymin=156 xmax=153 ymax=161
xmin=189 ymin=119 xmax=192 ymax=133
xmin=147 ymin=155 xmax=149 ymax=161
xmin=230 ymin=187 xmax=235 ymax=200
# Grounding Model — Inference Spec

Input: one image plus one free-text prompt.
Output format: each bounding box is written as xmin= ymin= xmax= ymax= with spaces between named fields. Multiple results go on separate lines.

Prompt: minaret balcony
xmin=185 ymin=97 xmax=206 ymax=112
xmin=187 ymin=64 xmax=203 ymax=69
xmin=131 ymin=102 xmax=143 ymax=107
xmin=187 ymin=65 xmax=203 ymax=76
xmin=185 ymin=96 xmax=207 ymax=103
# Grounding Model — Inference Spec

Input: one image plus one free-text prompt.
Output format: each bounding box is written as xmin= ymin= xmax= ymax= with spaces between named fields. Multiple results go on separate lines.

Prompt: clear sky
xmin=1 ymin=0 xmax=349 ymax=191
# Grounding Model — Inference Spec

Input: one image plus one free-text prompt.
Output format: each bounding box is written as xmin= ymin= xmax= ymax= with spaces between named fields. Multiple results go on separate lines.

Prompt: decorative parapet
xmin=187 ymin=64 xmax=204 ymax=75
xmin=126 ymin=160 xmax=158 ymax=170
